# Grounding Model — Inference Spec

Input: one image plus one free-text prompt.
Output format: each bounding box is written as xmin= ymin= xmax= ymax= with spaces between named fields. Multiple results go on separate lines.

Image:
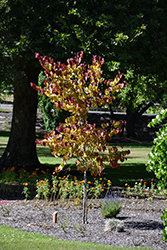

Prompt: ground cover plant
xmin=101 ymin=194 xmax=122 ymax=218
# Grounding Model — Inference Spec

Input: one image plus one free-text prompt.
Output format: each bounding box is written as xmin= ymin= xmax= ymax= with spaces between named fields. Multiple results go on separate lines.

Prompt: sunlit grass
xmin=39 ymin=156 xmax=76 ymax=165
xmin=0 ymin=225 xmax=156 ymax=250
xmin=0 ymin=144 xmax=153 ymax=167
xmin=37 ymin=144 xmax=152 ymax=165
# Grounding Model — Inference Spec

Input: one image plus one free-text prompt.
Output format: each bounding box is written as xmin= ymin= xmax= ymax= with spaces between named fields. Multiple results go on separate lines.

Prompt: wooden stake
xmin=53 ymin=211 xmax=58 ymax=223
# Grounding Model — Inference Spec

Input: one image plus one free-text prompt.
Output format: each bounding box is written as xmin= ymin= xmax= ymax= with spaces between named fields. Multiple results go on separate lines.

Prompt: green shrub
xmin=38 ymin=71 xmax=69 ymax=132
xmin=146 ymin=109 xmax=167 ymax=192
xmin=161 ymin=207 xmax=167 ymax=241
xmin=146 ymin=109 xmax=167 ymax=241
xmin=101 ymin=194 xmax=122 ymax=218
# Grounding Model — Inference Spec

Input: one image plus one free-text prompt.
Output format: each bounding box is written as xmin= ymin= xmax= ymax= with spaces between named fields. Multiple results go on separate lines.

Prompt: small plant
xmin=22 ymin=183 xmax=30 ymax=200
xmin=1 ymin=166 xmax=17 ymax=182
xmin=41 ymin=222 xmax=47 ymax=228
xmin=38 ymin=207 xmax=46 ymax=219
xmin=101 ymin=194 xmax=122 ymax=218
xmin=59 ymin=215 xmax=70 ymax=233
xmin=0 ymin=201 xmax=11 ymax=217
xmin=73 ymin=224 xmax=85 ymax=236
xmin=36 ymin=179 xmax=50 ymax=200
xmin=132 ymin=238 xmax=143 ymax=246
xmin=0 ymin=165 xmax=51 ymax=184
xmin=50 ymin=173 xmax=111 ymax=208
xmin=123 ymin=179 xmax=156 ymax=198
xmin=104 ymin=218 xmax=124 ymax=232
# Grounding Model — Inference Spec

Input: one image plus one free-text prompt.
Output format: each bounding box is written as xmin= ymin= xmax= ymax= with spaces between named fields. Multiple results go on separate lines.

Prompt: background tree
xmin=0 ymin=0 xmax=81 ymax=170
xmin=108 ymin=0 xmax=167 ymax=137
xmin=67 ymin=0 xmax=167 ymax=138
xmin=110 ymin=71 xmax=165 ymax=138
xmin=1 ymin=0 xmax=166 ymax=170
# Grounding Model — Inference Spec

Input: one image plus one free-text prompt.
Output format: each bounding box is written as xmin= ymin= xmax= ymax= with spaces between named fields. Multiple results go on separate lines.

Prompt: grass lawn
xmin=0 ymin=225 xmax=156 ymax=250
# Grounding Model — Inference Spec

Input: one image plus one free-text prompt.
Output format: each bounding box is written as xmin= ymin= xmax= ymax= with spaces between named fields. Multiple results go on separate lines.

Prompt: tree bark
xmin=125 ymin=102 xmax=153 ymax=138
xmin=0 ymin=66 xmax=41 ymax=170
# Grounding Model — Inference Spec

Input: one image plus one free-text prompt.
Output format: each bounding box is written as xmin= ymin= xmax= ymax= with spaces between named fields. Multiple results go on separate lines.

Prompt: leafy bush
xmin=101 ymin=194 xmax=122 ymax=218
xmin=38 ymin=71 xmax=69 ymax=132
xmin=146 ymin=109 xmax=167 ymax=192
xmin=161 ymin=207 xmax=167 ymax=241
xmin=146 ymin=109 xmax=167 ymax=241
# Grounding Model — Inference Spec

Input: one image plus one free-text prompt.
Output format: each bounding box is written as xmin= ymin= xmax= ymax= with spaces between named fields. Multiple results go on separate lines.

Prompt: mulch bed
xmin=0 ymin=197 xmax=167 ymax=249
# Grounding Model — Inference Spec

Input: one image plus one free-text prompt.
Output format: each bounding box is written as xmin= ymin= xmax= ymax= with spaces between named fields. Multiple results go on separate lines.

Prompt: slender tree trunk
xmin=83 ymin=170 xmax=88 ymax=224
xmin=0 ymin=67 xmax=41 ymax=170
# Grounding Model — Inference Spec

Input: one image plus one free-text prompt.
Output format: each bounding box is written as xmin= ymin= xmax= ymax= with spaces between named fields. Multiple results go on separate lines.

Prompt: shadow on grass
xmin=36 ymin=146 xmax=53 ymax=157
xmin=42 ymin=162 xmax=155 ymax=188
xmin=0 ymin=130 xmax=10 ymax=137
xmin=105 ymin=163 xmax=155 ymax=187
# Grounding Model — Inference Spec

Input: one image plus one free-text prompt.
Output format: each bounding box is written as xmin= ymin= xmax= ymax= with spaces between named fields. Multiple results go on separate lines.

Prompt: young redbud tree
xmin=31 ymin=51 xmax=130 ymax=223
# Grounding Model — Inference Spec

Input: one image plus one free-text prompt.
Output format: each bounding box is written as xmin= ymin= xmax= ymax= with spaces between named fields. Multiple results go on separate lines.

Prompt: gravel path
xmin=0 ymin=198 xmax=167 ymax=249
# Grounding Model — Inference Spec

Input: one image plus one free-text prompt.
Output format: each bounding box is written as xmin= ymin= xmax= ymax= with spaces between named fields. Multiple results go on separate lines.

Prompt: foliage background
xmin=38 ymin=71 xmax=69 ymax=132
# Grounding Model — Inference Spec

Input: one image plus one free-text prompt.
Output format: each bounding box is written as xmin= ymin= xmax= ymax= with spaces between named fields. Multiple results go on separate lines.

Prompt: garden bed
xmin=0 ymin=197 xmax=166 ymax=249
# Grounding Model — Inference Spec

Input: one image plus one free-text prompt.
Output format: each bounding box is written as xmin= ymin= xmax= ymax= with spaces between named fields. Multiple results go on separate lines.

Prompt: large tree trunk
xmin=0 ymin=66 xmax=41 ymax=170
xmin=126 ymin=108 xmax=138 ymax=138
